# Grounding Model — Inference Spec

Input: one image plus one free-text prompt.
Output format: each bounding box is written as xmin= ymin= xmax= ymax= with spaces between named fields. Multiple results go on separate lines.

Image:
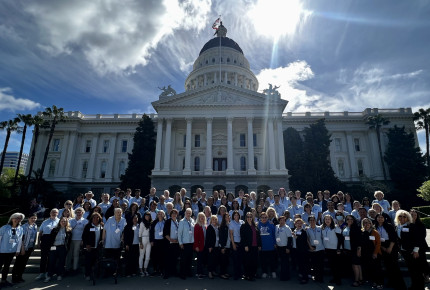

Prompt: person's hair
xmin=410 ymin=209 xmax=423 ymax=225
xmin=217 ymin=205 xmax=227 ymax=215
xmin=210 ymin=215 xmax=218 ymax=225
xmin=170 ymin=208 xmax=178 ymax=216
xmin=307 ymin=215 xmax=316 ymax=222
xmin=61 ymin=207 xmax=74 ymax=219
xmin=232 ymin=210 xmax=241 ymax=221
xmin=157 ymin=210 xmax=165 ymax=220
xmin=90 ymin=212 xmax=103 ymax=225
xmin=330 ymin=195 xmax=339 ymax=202
xmin=374 ymin=190 xmax=384 ymax=198
xmin=278 ymin=215 xmax=286 ymax=222
xmin=114 ymin=208 xmax=123 ymax=215
xmin=372 ymin=202 xmax=384 ymax=212
xmin=73 ymin=194 xmax=84 ymax=205
xmin=83 ymin=201 xmax=92 ymax=210
xmin=129 ymin=202 xmax=139 ymax=213
xmin=57 ymin=217 xmax=72 ymax=231
xmin=322 ymin=215 xmax=335 ymax=230
xmin=142 ymin=211 xmax=152 ymax=229
xmin=245 ymin=212 xmax=257 ymax=227
xmin=64 ymin=200 xmax=73 ymax=207
xmin=346 ymin=215 xmax=359 ymax=231
xmin=197 ymin=212 xmax=206 ymax=226
xmin=8 ymin=212 xmax=25 ymax=225
xmin=266 ymin=207 xmax=277 ymax=219
xmin=361 ymin=217 xmax=375 ymax=231
xmin=294 ymin=218 xmax=304 ymax=225
xmin=362 ymin=197 xmax=370 ymax=205
xmin=220 ymin=212 xmax=230 ymax=228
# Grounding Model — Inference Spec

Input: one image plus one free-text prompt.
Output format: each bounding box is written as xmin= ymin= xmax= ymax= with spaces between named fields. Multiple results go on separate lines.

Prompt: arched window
xmin=240 ymin=156 xmax=246 ymax=171
xmin=48 ymin=159 xmax=56 ymax=177
xmin=119 ymin=161 xmax=125 ymax=178
xmin=194 ymin=157 xmax=200 ymax=171
xmin=337 ymin=159 xmax=345 ymax=177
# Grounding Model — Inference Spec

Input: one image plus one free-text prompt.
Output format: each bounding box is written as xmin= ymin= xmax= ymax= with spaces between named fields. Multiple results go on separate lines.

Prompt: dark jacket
xmin=163 ymin=218 xmax=178 ymax=240
xmin=149 ymin=219 xmax=164 ymax=243
xmin=205 ymin=224 xmax=218 ymax=249
xmin=376 ymin=222 xmax=398 ymax=250
xmin=294 ymin=229 xmax=309 ymax=252
xmin=145 ymin=194 xmax=159 ymax=208
xmin=414 ymin=221 xmax=430 ymax=251
xmin=240 ymin=223 xmax=262 ymax=248
xmin=82 ymin=223 xmax=103 ymax=248
xmin=219 ymin=224 xmax=229 ymax=249
xmin=49 ymin=227 xmax=72 ymax=250
xmin=123 ymin=223 xmax=139 ymax=247
xmin=397 ymin=223 xmax=420 ymax=252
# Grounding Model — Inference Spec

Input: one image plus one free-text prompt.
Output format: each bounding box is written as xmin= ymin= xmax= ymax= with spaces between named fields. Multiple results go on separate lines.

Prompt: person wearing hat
xmin=0 ymin=212 xmax=24 ymax=286
xmin=83 ymin=191 xmax=96 ymax=208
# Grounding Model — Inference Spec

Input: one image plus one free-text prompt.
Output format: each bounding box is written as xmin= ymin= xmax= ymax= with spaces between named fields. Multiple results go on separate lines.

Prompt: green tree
xmin=284 ymin=119 xmax=344 ymax=193
xmin=13 ymin=114 xmax=33 ymax=190
xmin=366 ymin=114 xmax=390 ymax=182
xmin=26 ymin=115 xmax=45 ymax=181
xmin=0 ymin=118 xmax=21 ymax=174
xmin=414 ymin=108 xmax=430 ymax=169
xmin=120 ymin=114 xmax=156 ymax=193
xmin=283 ymin=127 xmax=305 ymax=190
xmin=384 ymin=125 xmax=426 ymax=192
xmin=417 ymin=180 xmax=430 ymax=201
xmin=39 ymin=105 xmax=66 ymax=179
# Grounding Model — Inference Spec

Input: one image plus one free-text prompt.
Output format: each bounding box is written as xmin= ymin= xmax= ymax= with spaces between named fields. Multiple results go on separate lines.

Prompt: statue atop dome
xmin=214 ymin=22 xmax=227 ymax=37
xmin=263 ymin=84 xmax=281 ymax=98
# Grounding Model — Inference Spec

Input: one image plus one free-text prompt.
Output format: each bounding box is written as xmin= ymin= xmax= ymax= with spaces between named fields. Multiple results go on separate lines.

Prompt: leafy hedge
xmin=412 ymin=206 xmax=430 ymax=216
xmin=421 ymin=217 xmax=430 ymax=229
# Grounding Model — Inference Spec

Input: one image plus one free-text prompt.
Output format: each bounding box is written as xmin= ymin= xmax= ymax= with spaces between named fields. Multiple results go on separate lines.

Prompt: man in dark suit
xmin=145 ymin=187 xmax=159 ymax=208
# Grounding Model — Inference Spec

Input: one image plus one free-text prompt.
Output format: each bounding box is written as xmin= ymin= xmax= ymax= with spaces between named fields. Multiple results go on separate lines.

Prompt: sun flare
xmin=247 ymin=0 xmax=307 ymax=40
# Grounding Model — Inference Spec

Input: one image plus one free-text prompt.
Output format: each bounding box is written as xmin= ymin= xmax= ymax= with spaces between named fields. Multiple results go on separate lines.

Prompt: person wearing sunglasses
xmin=342 ymin=215 xmax=362 ymax=287
xmin=359 ymin=218 xmax=383 ymax=289
xmin=240 ymin=212 xmax=261 ymax=281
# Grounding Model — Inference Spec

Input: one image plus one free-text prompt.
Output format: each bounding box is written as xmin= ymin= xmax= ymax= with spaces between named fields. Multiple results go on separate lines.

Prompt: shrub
xmin=421 ymin=217 xmax=430 ymax=229
xmin=412 ymin=206 xmax=430 ymax=216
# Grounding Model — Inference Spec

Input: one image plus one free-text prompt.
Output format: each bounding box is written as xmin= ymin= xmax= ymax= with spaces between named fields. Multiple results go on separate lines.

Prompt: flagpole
xmin=219 ymin=15 xmax=222 ymax=85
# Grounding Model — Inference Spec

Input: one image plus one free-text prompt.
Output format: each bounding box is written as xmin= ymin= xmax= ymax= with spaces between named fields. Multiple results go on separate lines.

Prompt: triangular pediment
xmin=152 ymin=85 xmax=287 ymax=111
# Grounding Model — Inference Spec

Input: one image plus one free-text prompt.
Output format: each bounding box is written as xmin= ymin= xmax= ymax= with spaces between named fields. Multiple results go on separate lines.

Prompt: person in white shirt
xmin=83 ymin=192 xmax=96 ymax=209
xmin=372 ymin=191 xmax=391 ymax=213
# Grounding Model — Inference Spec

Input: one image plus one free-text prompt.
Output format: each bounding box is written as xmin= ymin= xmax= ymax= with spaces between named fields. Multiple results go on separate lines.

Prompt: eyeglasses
xmin=399 ymin=216 xmax=407 ymax=218
xmin=346 ymin=218 xmax=353 ymax=221
xmin=66 ymin=203 xmax=72 ymax=206
xmin=246 ymin=217 xmax=253 ymax=219
xmin=260 ymin=216 xmax=268 ymax=219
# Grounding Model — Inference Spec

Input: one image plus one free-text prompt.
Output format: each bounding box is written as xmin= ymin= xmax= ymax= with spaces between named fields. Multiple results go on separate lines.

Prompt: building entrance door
xmin=213 ymin=158 xmax=227 ymax=171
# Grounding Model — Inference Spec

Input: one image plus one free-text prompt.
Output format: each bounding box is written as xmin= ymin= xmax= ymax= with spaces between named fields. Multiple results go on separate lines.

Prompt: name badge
xmin=132 ymin=226 xmax=137 ymax=231
xmin=345 ymin=236 xmax=350 ymax=241
xmin=158 ymin=231 xmax=163 ymax=236
xmin=90 ymin=228 xmax=96 ymax=232
xmin=276 ymin=237 xmax=281 ymax=243
xmin=189 ymin=231 xmax=192 ymax=234
xmin=50 ymin=246 xmax=56 ymax=251
xmin=313 ymin=240 xmax=319 ymax=245
xmin=324 ymin=237 xmax=329 ymax=241
xmin=369 ymin=236 xmax=375 ymax=241
xmin=112 ymin=223 xmax=115 ymax=227
xmin=296 ymin=231 xmax=302 ymax=235
xmin=9 ymin=239 xmax=15 ymax=244
xmin=175 ymin=230 xmax=178 ymax=234
xmin=77 ymin=221 xmax=82 ymax=224
xmin=380 ymin=238 xmax=385 ymax=242
xmin=402 ymin=228 xmax=409 ymax=232
xmin=115 ymin=229 xmax=120 ymax=234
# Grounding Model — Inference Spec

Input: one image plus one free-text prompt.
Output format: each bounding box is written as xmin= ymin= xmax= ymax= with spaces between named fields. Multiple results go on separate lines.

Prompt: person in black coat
xmin=82 ymin=213 xmax=103 ymax=280
xmin=149 ymin=210 xmax=166 ymax=276
xmin=124 ymin=214 xmax=140 ymax=276
xmin=395 ymin=210 xmax=424 ymax=290
xmin=218 ymin=213 xmax=230 ymax=279
xmin=375 ymin=214 xmax=406 ymax=289
xmin=162 ymin=209 xmax=180 ymax=279
xmin=240 ymin=212 xmax=261 ymax=281
xmin=205 ymin=215 xmax=220 ymax=279
xmin=46 ymin=217 xmax=72 ymax=282
xmin=410 ymin=209 xmax=430 ymax=283
xmin=144 ymin=187 xmax=159 ymax=208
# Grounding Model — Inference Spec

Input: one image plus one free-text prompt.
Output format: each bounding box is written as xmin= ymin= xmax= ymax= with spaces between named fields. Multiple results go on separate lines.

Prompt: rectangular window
xmin=103 ymin=140 xmax=110 ymax=153
xmin=254 ymin=156 xmax=258 ymax=170
xmin=357 ymin=159 xmax=364 ymax=176
xmin=338 ymin=159 xmax=345 ymax=177
xmin=240 ymin=134 xmax=246 ymax=147
xmin=334 ymin=138 xmax=342 ymax=152
xmin=194 ymin=157 xmax=200 ymax=171
xmin=85 ymin=140 xmax=92 ymax=153
xmin=194 ymin=134 xmax=200 ymax=147
xmin=354 ymin=138 xmax=360 ymax=152
xmin=119 ymin=161 xmax=126 ymax=177
xmin=100 ymin=161 xmax=107 ymax=178
xmin=253 ymin=133 xmax=257 ymax=147
xmin=82 ymin=161 xmax=88 ymax=178
xmin=240 ymin=156 xmax=246 ymax=171
xmin=121 ymin=140 xmax=128 ymax=153
xmin=183 ymin=135 xmax=186 ymax=147
xmin=52 ymin=139 xmax=60 ymax=152
xmin=48 ymin=160 xmax=56 ymax=177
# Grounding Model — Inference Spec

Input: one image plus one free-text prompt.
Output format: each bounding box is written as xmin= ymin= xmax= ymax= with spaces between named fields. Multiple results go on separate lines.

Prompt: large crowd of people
xmin=0 ymin=187 xmax=429 ymax=289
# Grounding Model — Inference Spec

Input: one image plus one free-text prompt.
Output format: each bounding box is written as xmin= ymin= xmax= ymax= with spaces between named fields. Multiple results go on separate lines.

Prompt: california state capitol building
xmin=27 ymin=23 xmax=417 ymax=196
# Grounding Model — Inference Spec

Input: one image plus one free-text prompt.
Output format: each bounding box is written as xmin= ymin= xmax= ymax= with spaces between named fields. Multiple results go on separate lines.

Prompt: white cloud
xmin=25 ymin=0 xmax=212 ymax=75
xmin=256 ymin=61 xmax=323 ymax=111
xmin=0 ymin=88 xmax=41 ymax=112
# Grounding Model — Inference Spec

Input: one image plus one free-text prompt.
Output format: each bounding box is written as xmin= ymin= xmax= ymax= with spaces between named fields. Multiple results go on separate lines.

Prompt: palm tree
xmin=39 ymin=105 xmax=66 ymax=179
xmin=26 ymin=115 xmax=45 ymax=182
xmin=413 ymin=108 xmax=430 ymax=169
xmin=0 ymin=118 xmax=21 ymax=175
xmin=366 ymin=114 xmax=390 ymax=182
xmin=13 ymin=114 xmax=34 ymax=190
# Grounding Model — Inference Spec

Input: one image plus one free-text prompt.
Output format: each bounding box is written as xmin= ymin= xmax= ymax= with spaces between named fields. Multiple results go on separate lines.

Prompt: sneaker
xmin=85 ymin=276 xmax=91 ymax=281
xmin=144 ymin=271 xmax=149 ymax=277
xmin=140 ymin=272 xmax=145 ymax=277
xmin=35 ymin=273 xmax=46 ymax=280
xmin=272 ymin=272 xmax=277 ymax=279
xmin=262 ymin=273 xmax=268 ymax=278
xmin=44 ymin=276 xmax=51 ymax=283
xmin=57 ymin=276 xmax=62 ymax=281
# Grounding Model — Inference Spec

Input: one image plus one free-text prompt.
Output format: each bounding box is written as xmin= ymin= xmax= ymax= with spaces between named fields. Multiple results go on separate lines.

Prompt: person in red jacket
xmin=194 ymin=212 xmax=207 ymax=279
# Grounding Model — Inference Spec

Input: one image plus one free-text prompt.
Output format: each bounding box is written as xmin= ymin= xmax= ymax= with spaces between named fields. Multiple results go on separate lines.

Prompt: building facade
xmin=1 ymin=151 xmax=28 ymax=173
xmin=27 ymin=24 xmax=416 ymax=196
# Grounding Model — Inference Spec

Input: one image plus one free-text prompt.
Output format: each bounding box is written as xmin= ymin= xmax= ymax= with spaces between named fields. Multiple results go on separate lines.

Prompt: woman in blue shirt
xmin=306 ymin=215 xmax=324 ymax=283
xmin=342 ymin=215 xmax=362 ymax=287
xmin=102 ymin=208 xmax=126 ymax=276
xmin=12 ymin=213 xmax=37 ymax=283
xmin=36 ymin=208 xmax=59 ymax=281
xmin=0 ymin=212 xmax=24 ymax=286
xmin=229 ymin=211 xmax=244 ymax=280
xmin=322 ymin=215 xmax=342 ymax=285
xmin=163 ymin=209 xmax=180 ymax=279
xmin=218 ymin=213 xmax=231 ymax=280
xmin=149 ymin=210 xmax=166 ymax=276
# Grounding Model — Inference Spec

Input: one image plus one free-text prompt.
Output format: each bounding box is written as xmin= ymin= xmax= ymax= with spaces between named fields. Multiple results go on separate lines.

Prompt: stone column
xmin=204 ymin=74 xmax=207 ymax=86
xmin=235 ymin=73 xmax=238 ymax=86
xmin=86 ymin=134 xmax=99 ymax=180
xmin=58 ymin=131 xmax=70 ymax=176
xmin=345 ymin=133 xmax=357 ymax=179
xmin=224 ymin=72 xmax=228 ymax=84
xmin=247 ymin=117 xmax=256 ymax=174
xmin=154 ymin=119 xmax=163 ymax=171
xmin=205 ymin=117 xmax=213 ymax=175
xmin=276 ymin=118 xmax=287 ymax=171
xmin=268 ymin=118 xmax=277 ymax=172
xmin=183 ymin=118 xmax=192 ymax=175
xmin=64 ymin=132 xmax=77 ymax=178
xmin=162 ymin=118 xmax=172 ymax=172
xmin=226 ymin=117 xmax=234 ymax=175
xmin=106 ymin=133 xmax=118 ymax=180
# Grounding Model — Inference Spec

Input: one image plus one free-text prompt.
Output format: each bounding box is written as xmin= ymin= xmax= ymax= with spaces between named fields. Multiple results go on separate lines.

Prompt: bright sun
xmin=247 ymin=0 xmax=306 ymax=40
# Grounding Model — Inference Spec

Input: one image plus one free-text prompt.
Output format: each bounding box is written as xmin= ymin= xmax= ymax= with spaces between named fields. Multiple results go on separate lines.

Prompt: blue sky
xmin=1 ymin=0 xmax=429 ymax=155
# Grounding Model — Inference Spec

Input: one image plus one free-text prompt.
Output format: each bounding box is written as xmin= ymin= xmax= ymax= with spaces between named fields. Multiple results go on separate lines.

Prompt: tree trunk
xmin=27 ymin=125 xmax=39 ymax=181
xmin=0 ymin=129 xmax=11 ymax=174
xmin=39 ymin=119 xmax=56 ymax=179
xmin=13 ymin=124 xmax=27 ymax=191
xmin=376 ymin=128 xmax=388 ymax=181
xmin=426 ymin=122 xmax=429 ymax=174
